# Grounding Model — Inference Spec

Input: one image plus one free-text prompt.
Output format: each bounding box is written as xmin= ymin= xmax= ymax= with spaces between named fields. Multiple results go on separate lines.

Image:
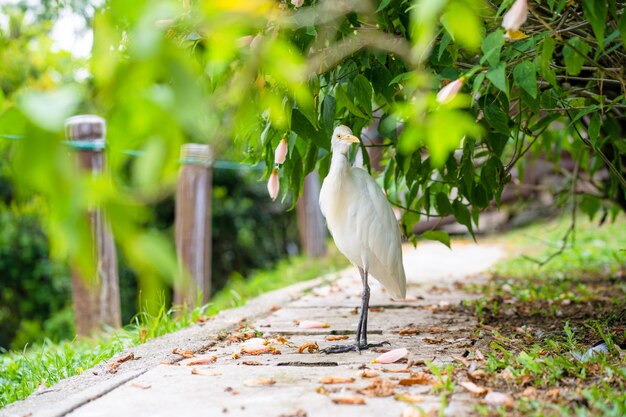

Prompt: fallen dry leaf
xmin=226 ymin=331 xmax=257 ymax=343
xmin=546 ymin=388 xmax=561 ymax=401
xmin=395 ymin=393 xmax=424 ymax=403
xmin=453 ymin=356 xmax=470 ymax=367
xmin=108 ymin=353 xmax=135 ymax=373
xmin=139 ymin=328 xmax=147 ymax=344
xmin=186 ymin=356 xmax=217 ymax=366
xmin=244 ymin=378 xmax=276 ymax=386
xmin=242 ymin=361 xmax=262 ymax=366
xmin=130 ymin=383 xmax=151 ymax=390
xmin=475 ymin=349 xmax=485 ymax=361
xmin=468 ymin=369 xmax=486 ymax=381
xmin=191 ymin=369 xmax=222 ymax=376
xmin=370 ymin=307 xmax=384 ymax=312
xmin=172 ymin=348 xmax=194 ymax=358
xmin=159 ymin=361 xmax=180 ymax=366
xmin=241 ymin=346 xmax=272 ymax=355
xmin=224 ymin=386 xmax=239 ymax=395
xmin=402 ymin=407 xmax=437 ymax=417
xmin=275 ymin=336 xmax=291 ymax=344
xmin=521 ymin=386 xmax=538 ymax=399
xmin=269 ymin=305 xmax=282 ymax=312
xmin=426 ymin=326 xmax=447 ymax=333
xmin=356 ymin=378 xmax=396 ymax=397
xmin=399 ymin=329 xmax=419 ymax=336
xmin=331 ymin=396 xmax=365 ymax=405
xmin=484 ymin=392 xmax=514 ymax=408
xmin=357 ymin=369 xmax=380 ymax=378
xmin=278 ymin=409 xmax=307 ymax=417
xmin=381 ymin=368 xmax=410 ymax=373
xmin=297 ymin=342 xmax=319 ymax=353
xmin=326 ymin=335 xmax=349 ymax=341
xmin=298 ymin=320 xmax=330 ymax=329
xmin=232 ymin=352 xmax=241 ymax=359
xmin=459 ymin=381 xmax=489 ymax=396
xmin=398 ymin=372 xmax=436 ymax=386
xmin=372 ymin=348 xmax=408 ymax=364
xmin=423 ymin=338 xmax=446 ymax=345
xmin=320 ymin=376 xmax=355 ymax=384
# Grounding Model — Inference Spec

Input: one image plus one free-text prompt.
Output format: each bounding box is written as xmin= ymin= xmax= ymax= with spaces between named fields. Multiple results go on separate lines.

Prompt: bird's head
xmin=331 ymin=125 xmax=360 ymax=155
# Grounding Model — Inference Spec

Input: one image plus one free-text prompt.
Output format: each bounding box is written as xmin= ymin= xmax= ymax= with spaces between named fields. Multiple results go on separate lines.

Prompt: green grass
xmin=470 ymin=214 xmax=626 ymax=417
xmin=0 ymin=246 xmax=348 ymax=409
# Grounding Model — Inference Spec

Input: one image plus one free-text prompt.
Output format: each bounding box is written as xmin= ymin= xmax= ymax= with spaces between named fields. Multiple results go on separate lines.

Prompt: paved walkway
xmin=2 ymin=242 xmax=504 ymax=417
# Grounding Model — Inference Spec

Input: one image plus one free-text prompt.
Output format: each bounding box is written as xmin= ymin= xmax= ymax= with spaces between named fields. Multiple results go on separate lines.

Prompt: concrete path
xmin=2 ymin=242 xmax=504 ymax=417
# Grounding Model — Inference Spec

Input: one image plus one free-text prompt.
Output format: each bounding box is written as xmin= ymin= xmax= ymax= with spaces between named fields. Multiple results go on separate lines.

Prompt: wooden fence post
xmin=65 ymin=115 xmax=121 ymax=336
xmin=296 ymin=172 xmax=326 ymax=258
xmin=174 ymin=144 xmax=213 ymax=307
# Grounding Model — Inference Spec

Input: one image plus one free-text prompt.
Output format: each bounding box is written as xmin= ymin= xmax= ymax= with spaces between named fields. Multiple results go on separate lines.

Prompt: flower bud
xmin=502 ymin=0 xmax=528 ymax=32
xmin=267 ymin=168 xmax=280 ymax=201
xmin=291 ymin=0 xmax=304 ymax=7
xmin=436 ymin=78 xmax=464 ymax=104
xmin=274 ymin=138 xmax=288 ymax=165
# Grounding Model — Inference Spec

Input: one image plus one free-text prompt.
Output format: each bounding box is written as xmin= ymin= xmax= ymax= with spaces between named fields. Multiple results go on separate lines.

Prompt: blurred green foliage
xmin=0 ymin=0 xmax=625 ymax=349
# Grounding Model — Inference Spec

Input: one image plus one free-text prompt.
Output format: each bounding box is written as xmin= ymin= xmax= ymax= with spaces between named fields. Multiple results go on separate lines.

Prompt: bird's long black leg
xmin=357 ymin=267 xmax=370 ymax=349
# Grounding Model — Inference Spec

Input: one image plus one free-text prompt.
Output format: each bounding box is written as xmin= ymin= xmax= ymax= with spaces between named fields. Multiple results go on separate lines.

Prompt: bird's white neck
xmin=329 ymin=150 xmax=350 ymax=179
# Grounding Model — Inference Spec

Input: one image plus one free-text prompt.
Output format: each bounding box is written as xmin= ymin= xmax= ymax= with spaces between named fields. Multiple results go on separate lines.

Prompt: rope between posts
xmin=0 ymin=134 xmax=264 ymax=171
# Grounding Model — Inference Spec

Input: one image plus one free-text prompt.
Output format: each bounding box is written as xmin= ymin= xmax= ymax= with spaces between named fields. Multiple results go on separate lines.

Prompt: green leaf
xmin=376 ymin=0 xmax=393 ymax=13
xmin=581 ymin=0 xmax=607 ymax=45
xmin=540 ymin=35 xmax=557 ymax=86
xmin=513 ymin=61 xmax=537 ymax=98
xmin=435 ymin=192 xmax=453 ymax=216
xmin=421 ymin=230 xmax=451 ymax=248
xmin=388 ymin=72 xmax=414 ymax=86
xmin=619 ymin=8 xmax=626 ymax=48
xmin=18 ymin=86 xmax=81 ymax=131
xmin=452 ymin=200 xmax=475 ymax=241
xmin=335 ymin=84 xmax=368 ymax=119
xmin=352 ymin=75 xmax=373 ymax=117
xmin=481 ymin=30 xmax=505 ymax=67
xmin=291 ymin=108 xmax=328 ymax=149
xmin=321 ymin=95 xmax=336 ymax=137
xmin=441 ymin=1 xmax=483 ymax=51
xmin=563 ymin=37 xmax=591 ymax=76
xmin=486 ymin=62 xmax=508 ymax=96
xmin=484 ymin=104 xmax=510 ymax=135
xmin=587 ymin=113 xmax=601 ymax=146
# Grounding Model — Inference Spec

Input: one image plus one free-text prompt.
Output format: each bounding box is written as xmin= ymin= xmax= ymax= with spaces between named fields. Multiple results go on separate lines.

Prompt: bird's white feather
xmin=320 ymin=140 xmax=406 ymax=299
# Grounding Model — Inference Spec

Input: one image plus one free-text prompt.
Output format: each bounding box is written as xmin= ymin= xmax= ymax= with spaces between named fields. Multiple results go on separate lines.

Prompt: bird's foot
xmin=321 ymin=341 xmax=390 ymax=354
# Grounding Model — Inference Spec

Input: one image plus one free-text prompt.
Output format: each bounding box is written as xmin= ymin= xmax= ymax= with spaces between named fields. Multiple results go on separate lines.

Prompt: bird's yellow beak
xmin=339 ymin=134 xmax=360 ymax=144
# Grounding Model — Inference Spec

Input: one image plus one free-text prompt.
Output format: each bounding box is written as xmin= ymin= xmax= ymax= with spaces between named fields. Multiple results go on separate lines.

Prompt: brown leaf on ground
xmin=326 ymin=335 xmax=349 ymax=341
xmin=243 ymin=378 xmax=276 ymax=386
xmin=275 ymin=336 xmax=291 ymax=344
xmin=320 ymin=376 xmax=355 ymax=384
xmin=130 ymin=383 xmax=151 ymax=390
xmin=468 ymin=369 xmax=486 ymax=381
xmin=459 ymin=381 xmax=489 ymax=396
xmin=139 ymin=328 xmax=147 ymax=344
xmin=269 ymin=305 xmax=282 ymax=312
xmin=186 ymin=356 xmax=217 ymax=366
xmin=242 ymin=361 xmax=262 ymax=366
xmin=521 ymin=386 xmax=538 ymax=399
xmin=484 ymin=392 xmax=514 ymax=408
xmin=357 ymin=369 xmax=380 ymax=378
xmin=224 ymin=386 xmax=239 ymax=395
xmin=475 ymin=349 xmax=485 ymax=361
xmin=108 ymin=353 xmax=135 ymax=373
xmin=191 ymin=369 xmax=222 ymax=376
xmin=399 ymin=329 xmax=419 ymax=336
xmin=278 ymin=409 xmax=307 ymax=417
xmin=546 ymin=388 xmax=561 ymax=401
xmin=331 ymin=397 xmax=365 ymax=405
xmin=398 ymin=372 xmax=436 ymax=386
xmin=394 ymin=394 xmax=424 ymax=403
xmin=453 ymin=356 xmax=470 ymax=367
xmin=381 ymin=368 xmax=410 ymax=373
xmin=423 ymin=338 xmax=446 ymax=345
xmin=426 ymin=326 xmax=448 ymax=333
xmin=231 ymin=352 xmax=241 ymax=359
xmin=356 ymin=378 xmax=396 ymax=397
xmin=172 ymin=348 xmax=194 ymax=358
xmin=159 ymin=361 xmax=180 ymax=366
xmin=241 ymin=346 xmax=272 ymax=355
xmin=370 ymin=307 xmax=384 ymax=312
xmin=226 ymin=331 xmax=256 ymax=343
xmin=297 ymin=342 xmax=320 ymax=353
xmin=402 ymin=407 xmax=437 ymax=417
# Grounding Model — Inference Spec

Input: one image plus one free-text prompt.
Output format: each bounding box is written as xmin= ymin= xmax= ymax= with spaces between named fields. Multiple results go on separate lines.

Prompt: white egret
xmin=319 ymin=125 xmax=406 ymax=353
